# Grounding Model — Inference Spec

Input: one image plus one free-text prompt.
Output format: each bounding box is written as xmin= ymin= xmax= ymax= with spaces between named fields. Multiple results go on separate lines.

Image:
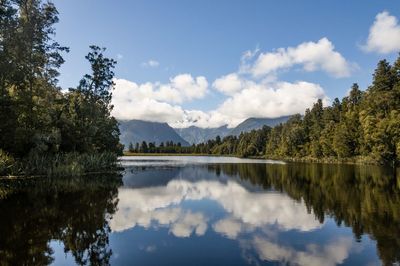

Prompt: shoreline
xmin=0 ymin=169 xmax=123 ymax=179
xmin=122 ymin=152 xmax=237 ymax=157
xmin=123 ymin=152 xmax=389 ymax=166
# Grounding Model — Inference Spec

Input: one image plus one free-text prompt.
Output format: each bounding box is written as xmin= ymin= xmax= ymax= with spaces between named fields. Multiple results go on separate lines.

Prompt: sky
xmin=52 ymin=0 xmax=400 ymax=128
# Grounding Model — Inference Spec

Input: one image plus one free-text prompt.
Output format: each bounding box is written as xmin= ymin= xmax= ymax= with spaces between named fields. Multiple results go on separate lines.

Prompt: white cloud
xmin=110 ymin=179 xmax=321 ymax=234
xmin=108 ymin=165 xmax=364 ymax=265
xmin=116 ymin=54 xmax=123 ymax=60
xmin=113 ymin=76 xmax=327 ymax=128
xmin=141 ymin=59 xmax=160 ymax=68
xmin=111 ymin=38 xmax=352 ymax=128
xmin=109 ymin=186 xmax=208 ymax=238
xmin=212 ymin=73 xmax=243 ymax=95
xmin=246 ymin=38 xmax=353 ymax=78
xmin=169 ymin=109 xmax=230 ymax=128
xmin=112 ymin=75 xmax=208 ymax=123
xmin=113 ymin=75 xmax=208 ymax=105
xmin=215 ymin=80 xmax=328 ymax=127
xmin=213 ymin=217 xmax=243 ymax=239
xmin=363 ymin=11 xmax=400 ymax=54
xmin=252 ymin=236 xmax=353 ymax=266
xmin=172 ymin=79 xmax=328 ymax=128
xmin=170 ymin=211 xmax=208 ymax=237
xmin=113 ymin=97 xmax=185 ymax=123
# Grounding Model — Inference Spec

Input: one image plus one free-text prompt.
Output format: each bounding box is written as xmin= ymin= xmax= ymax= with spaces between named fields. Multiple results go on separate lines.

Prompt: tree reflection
xmin=209 ymin=163 xmax=400 ymax=265
xmin=0 ymin=175 xmax=121 ymax=265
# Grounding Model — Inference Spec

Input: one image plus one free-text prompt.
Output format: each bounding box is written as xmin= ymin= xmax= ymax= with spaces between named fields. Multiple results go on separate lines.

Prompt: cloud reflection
xmin=251 ymin=236 xmax=353 ymax=266
xmin=111 ymin=179 xmax=320 ymax=234
xmin=110 ymin=175 xmax=359 ymax=265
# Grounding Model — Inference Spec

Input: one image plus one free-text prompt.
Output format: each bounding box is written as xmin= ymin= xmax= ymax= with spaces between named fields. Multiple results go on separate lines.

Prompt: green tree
xmin=61 ymin=46 xmax=121 ymax=154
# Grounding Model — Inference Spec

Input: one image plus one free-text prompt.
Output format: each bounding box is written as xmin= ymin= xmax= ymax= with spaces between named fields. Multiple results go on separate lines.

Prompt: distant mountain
xmin=174 ymin=116 xmax=290 ymax=144
xmin=228 ymin=116 xmax=290 ymax=136
xmin=174 ymin=125 xmax=229 ymax=145
xmin=119 ymin=120 xmax=190 ymax=148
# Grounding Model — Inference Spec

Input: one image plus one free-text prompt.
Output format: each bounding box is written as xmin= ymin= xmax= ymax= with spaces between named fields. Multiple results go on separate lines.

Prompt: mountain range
xmin=118 ymin=116 xmax=290 ymax=148
xmin=119 ymin=120 xmax=190 ymax=148
xmin=174 ymin=116 xmax=290 ymax=144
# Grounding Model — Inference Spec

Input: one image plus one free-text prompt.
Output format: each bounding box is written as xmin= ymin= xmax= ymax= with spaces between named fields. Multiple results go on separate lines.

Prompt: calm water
xmin=0 ymin=156 xmax=399 ymax=265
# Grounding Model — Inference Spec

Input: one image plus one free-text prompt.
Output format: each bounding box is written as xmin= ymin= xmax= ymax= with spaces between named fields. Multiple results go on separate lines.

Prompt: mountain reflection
xmin=0 ymin=162 xmax=399 ymax=265
xmin=111 ymin=179 xmax=320 ymax=234
xmin=113 ymin=163 xmax=400 ymax=265
xmin=0 ymin=175 xmax=121 ymax=265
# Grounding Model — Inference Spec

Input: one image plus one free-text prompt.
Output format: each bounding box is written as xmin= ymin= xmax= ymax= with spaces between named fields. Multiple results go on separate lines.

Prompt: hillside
xmin=174 ymin=116 xmax=290 ymax=144
xmin=119 ymin=120 xmax=190 ymax=148
xmin=228 ymin=116 xmax=290 ymax=136
xmin=174 ymin=125 xmax=229 ymax=145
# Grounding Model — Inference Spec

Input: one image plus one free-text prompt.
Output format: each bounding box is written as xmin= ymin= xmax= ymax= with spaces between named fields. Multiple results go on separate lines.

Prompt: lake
xmin=0 ymin=156 xmax=399 ymax=265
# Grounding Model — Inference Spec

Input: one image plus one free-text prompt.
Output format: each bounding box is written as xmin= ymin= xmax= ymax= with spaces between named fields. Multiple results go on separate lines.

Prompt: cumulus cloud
xmin=113 ymin=75 xmax=208 ymax=104
xmin=213 ymin=217 xmax=243 ymax=239
xmin=170 ymin=78 xmax=328 ymax=128
xmin=252 ymin=236 xmax=353 ymax=266
xmin=110 ymin=179 xmax=321 ymax=234
xmin=170 ymin=211 xmax=208 ymax=237
xmin=109 ymin=165 xmax=364 ymax=264
xmin=110 ymin=187 xmax=208 ymax=238
xmin=141 ymin=59 xmax=160 ymax=68
xmin=112 ymin=75 xmax=208 ymax=123
xmin=111 ymin=38 xmax=352 ymax=127
xmin=363 ymin=11 xmax=400 ymax=54
xmin=243 ymin=38 xmax=353 ymax=78
xmin=215 ymin=80 xmax=328 ymax=126
xmin=113 ymin=77 xmax=327 ymax=128
xmin=172 ymin=79 xmax=328 ymax=128
xmin=213 ymin=73 xmax=243 ymax=95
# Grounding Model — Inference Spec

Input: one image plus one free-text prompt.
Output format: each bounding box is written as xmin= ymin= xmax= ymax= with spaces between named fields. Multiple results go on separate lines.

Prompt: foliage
xmin=127 ymin=55 xmax=400 ymax=166
xmin=211 ymin=163 xmax=400 ymax=264
xmin=0 ymin=0 xmax=122 ymax=176
xmin=0 ymin=174 xmax=121 ymax=264
xmin=0 ymin=149 xmax=15 ymax=176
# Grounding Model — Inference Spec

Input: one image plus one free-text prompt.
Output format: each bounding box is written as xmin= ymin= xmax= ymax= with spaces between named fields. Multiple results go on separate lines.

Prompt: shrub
xmin=0 ymin=150 xmax=15 ymax=176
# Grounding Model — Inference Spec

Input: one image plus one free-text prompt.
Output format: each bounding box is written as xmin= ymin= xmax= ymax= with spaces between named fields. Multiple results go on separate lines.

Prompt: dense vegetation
xmin=128 ymin=55 xmax=400 ymax=166
xmin=0 ymin=174 xmax=121 ymax=264
xmin=214 ymin=56 xmax=400 ymax=166
xmin=0 ymin=0 xmax=122 ymax=176
xmin=209 ymin=163 xmax=400 ymax=265
xmin=127 ymin=141 xmax=195 ymax=154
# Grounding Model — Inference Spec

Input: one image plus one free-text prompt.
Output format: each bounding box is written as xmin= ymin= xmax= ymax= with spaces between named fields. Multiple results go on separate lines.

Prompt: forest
xmin=2 ymin=0 xmax=400 ymax=178
xmin=0 ymin=0 xmax=122 ymax=176
xmin=129 ymin=56 xmax=400 ymax=166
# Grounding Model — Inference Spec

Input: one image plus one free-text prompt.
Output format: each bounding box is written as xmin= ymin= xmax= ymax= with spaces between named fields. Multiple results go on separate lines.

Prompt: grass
xmin=0 ymin=150 xmax=15 ymax=176
xmin=123 ymin=151 xmax=237 ymax=157
xmin=0 ymin=150 xmax=120 ymax=178
xmin=265 ymin=155 xmax=383 ymax=165
xmin=123 ymin=151 xmax=385 ymax=165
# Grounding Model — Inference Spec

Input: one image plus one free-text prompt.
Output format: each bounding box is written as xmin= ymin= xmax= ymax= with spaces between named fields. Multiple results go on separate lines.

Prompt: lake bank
xmin=1 ymin=156 xmax=398 ymax=265
xmin=0 ymin=151 xmax=121 ymax=178
xmin=123 ymin=152 xmax=391 ymax=166
xmin=123 ymin=152 xmax=237 ymax=157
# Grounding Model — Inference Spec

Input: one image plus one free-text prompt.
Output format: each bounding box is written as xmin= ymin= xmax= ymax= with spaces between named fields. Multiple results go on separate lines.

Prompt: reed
xmin=0 ymin=150 xmax=120 ymax=177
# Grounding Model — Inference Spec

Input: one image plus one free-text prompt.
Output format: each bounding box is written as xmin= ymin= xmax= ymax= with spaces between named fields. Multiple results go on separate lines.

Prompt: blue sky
xmin=52 ymin=0 xmax=400 ymax=128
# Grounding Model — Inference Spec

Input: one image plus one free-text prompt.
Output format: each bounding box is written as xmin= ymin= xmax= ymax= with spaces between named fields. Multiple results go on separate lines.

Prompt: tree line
xmin=127 ymin=141 xmax=195 ymax=154
xmin=198 ymin=56 xmax=400 ymax=165
xmin=0 ymin=0 xmax=122 ymax=175
xmin=209 ymin=163 xmax=400 ymax=264
xmin=127 ymin=55 xmax=400 ymax=165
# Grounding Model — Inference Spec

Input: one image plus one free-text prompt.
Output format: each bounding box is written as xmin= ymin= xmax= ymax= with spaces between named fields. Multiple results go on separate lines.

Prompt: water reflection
xmin=0 ymin=160 xmax=399 ymax=265
xmin=111 ymin=178 xmax=320 ymax=234
xmin=111 ymin=162 xmax=399 ymax=265
xmin=0 ymin=175 xmax=121 ymax=265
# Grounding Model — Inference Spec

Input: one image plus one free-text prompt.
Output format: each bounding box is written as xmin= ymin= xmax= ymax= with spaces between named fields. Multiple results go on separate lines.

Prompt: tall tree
xmin=61 ymin=46 xmax=120 ymax=154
